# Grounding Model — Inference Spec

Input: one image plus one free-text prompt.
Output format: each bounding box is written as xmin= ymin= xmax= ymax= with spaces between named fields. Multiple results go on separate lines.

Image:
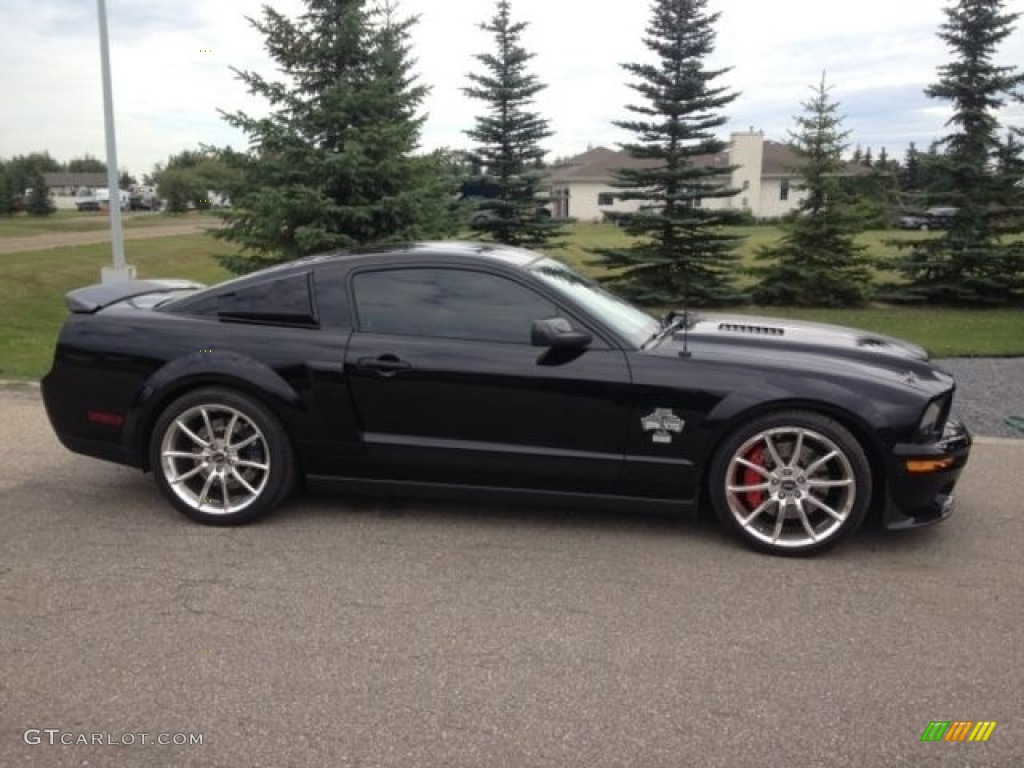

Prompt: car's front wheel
xmin=708 ymin=411 xmax=871 ymax=556
xmin=149 ymin=388 xmax=296 ymax=525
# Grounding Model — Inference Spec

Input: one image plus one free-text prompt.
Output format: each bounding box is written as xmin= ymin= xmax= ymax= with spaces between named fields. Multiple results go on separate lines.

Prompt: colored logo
xmin=920 ymin=721 xmax=997 ymax=742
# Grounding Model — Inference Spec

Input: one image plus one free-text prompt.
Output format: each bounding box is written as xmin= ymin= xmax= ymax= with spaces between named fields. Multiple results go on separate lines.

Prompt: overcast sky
xmin=2 ymin=0 xmax=1023 ymax=178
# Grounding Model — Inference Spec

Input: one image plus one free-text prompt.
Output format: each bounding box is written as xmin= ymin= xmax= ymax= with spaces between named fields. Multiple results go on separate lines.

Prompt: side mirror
xmin=531 ymin=317 xmax=592 ymax=349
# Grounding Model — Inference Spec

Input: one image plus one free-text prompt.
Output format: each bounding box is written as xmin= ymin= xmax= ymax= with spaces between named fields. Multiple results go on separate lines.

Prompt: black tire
xmin=149 ymin=387 xmax=296 ymax=525
xmin=708 ymin=410 xmax=871 ymax=556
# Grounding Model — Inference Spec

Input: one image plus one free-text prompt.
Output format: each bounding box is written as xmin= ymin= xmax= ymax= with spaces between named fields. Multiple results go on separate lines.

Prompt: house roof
xmin=43 ymin=172 xmax=109 ymax=188
xmin=547 ymin=147 xmax=661 ymax=183
xmin=550 ymin=142 xmax=866 ymax=183
xmin=762 ymin=141 xmax=798 ymax=176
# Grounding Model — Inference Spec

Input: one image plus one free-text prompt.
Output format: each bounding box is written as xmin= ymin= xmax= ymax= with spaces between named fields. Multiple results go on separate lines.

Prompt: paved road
xmin=0 ymin=220 xmax=222 ymax=255
xmin=1 ymin=387 xmax=1021 ymax=767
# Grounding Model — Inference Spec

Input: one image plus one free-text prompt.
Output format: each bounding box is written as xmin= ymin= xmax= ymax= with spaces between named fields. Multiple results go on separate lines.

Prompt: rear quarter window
xmin=216 ymin=272 xmax=318 ymax=327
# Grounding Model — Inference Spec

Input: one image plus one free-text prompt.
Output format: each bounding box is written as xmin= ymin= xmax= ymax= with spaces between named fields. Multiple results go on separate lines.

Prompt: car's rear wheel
xmin=149 ymin=388 xmax=296 ymax=525
xmin=709 ymin=411 xmax=871 ymax=556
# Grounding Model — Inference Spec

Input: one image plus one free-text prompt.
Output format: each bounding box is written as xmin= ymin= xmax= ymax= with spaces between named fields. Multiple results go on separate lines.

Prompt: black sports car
xmin=41 ymin=242 xmax=971 ymax=555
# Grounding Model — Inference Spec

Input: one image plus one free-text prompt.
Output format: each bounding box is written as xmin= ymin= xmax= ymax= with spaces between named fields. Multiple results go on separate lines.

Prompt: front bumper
xmin=881 ymin=420 xmax=972 ymax=531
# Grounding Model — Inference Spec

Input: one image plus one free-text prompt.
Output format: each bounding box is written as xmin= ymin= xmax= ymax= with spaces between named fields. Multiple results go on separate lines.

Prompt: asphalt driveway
xmin=1 ymin=386 xmax=1021 ymax=767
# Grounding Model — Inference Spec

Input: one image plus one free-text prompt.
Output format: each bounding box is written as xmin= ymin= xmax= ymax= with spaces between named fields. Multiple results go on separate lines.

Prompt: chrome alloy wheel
xmin=159 ymin=404 xmax=271 ymax=515
xmin=724 ymin=426 xmax=856 ymax=550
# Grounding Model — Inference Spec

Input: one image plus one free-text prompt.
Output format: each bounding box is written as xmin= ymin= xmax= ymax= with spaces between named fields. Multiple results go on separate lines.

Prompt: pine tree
xmin=593 ymin=0 xmax=743 ymax=306
xmin=751 ymin=76 xmax=872 ymax=307
xmin=877 ymin=146 xmax=890 ymax=171
xmin=888 ymin=0 xmax=1024 ymax=306
xmin=25 ymin=171 xmax=55 ymax=216
xmin=463 ymin=0 xmax=561 ymax=248
xmin=995 ymin=129 xmax=1024 ymax=218
xmin=216 ymin=0 xmax=456 ymax=274
xmin=901 ymin=142 xmax=921 ymax=190
xmin=0 ymin=168 xmax=15 ymax=216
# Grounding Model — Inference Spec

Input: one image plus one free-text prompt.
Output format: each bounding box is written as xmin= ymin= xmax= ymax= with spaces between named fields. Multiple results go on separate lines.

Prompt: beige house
xmin=548 ymin=131 xmax=820 ymax=222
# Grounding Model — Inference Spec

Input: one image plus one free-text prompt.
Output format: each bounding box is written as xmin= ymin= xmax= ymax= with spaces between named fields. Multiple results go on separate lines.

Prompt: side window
xmin=216 ymin=272 xmax=317 ymax=327
xmin=353 ymin=268 xmax=558 ymax=344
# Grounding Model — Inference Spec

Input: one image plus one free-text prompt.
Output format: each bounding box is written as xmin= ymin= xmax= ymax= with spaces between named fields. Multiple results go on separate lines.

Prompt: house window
xmin=598 ymin=193 xmax=614 ymax=206
xmin=742 ymin=180 xmax=750 ymax=191
xmin=780 ymin=180 xmax=790 ymax=201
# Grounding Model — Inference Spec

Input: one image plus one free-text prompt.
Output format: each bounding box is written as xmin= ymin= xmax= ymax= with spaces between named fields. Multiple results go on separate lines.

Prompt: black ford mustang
xmin=41 ymin=242 xmax=971 ymax=555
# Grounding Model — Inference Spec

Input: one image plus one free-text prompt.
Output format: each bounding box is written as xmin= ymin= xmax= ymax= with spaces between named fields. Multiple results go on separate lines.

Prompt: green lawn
xmin=0 ymin=211 xmax=220 ymax=238
xmin=0 ymin=236 xmax=232 ymax=378
xmin=0 ymin=224 xmax=1021 ymax=380
xmin=552 ymin=222 xmax=935 ymax=284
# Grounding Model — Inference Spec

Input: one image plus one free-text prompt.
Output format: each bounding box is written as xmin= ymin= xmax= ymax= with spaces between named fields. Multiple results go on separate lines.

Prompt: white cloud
xmin=1 ymin=0 xmax=1022 ymax=176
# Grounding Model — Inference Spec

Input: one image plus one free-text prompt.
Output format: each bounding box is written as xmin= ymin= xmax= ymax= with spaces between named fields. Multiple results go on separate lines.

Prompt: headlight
xmin=918 ymin=395 xmax=951 ymax=440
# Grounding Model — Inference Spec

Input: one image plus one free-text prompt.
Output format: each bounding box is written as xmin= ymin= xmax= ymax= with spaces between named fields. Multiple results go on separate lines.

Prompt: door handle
xmin=356 ymin=355 xmax=412 ymax=377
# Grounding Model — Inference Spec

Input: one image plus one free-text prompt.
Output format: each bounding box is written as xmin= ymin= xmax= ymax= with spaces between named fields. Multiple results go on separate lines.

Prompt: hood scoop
xmin=858 ymin=337 xmax=890 ymax=348
xmin=717 ymin=322 xmax=786 ymax=337
xmin=677 ymin=313 xmax=931 ymax=363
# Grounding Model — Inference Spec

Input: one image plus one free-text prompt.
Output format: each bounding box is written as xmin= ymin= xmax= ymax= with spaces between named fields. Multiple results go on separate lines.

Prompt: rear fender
xmin=127 ymin=351 xmax=305 ymax=466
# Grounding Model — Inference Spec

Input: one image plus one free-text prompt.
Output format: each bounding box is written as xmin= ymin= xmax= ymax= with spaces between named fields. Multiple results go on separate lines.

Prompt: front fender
xmin=704 ymin=375 xmax=893 ymax=436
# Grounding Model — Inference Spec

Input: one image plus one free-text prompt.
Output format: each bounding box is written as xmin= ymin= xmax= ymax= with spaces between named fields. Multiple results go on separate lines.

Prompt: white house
xmin=42 ymin=172 xmax=110 ymax=211
xmin=547 ymin=131 xmax=857 ymax=222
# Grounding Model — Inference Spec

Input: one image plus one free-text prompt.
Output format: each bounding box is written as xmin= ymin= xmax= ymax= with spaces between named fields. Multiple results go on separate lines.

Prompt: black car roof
xmin=326 ymin=241 xmax=545 ymax=268
xmin=163 ymin=242 xmax=549 ymax=312
xmin=237 ymin=241 xmax=547 ymax=280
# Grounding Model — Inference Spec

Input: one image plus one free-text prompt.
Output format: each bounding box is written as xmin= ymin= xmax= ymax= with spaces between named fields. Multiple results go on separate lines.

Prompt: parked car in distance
xmin=467 ymin=202 xmax=552 ymax=228
xmin=129 ymin=185 xmax=160 ymax=211
xmin=76 ymin=188 xmax=130 ymax=212
xmin=40 ymin=242 xmax=971 ymax=556
xmin=458 ymin=180 xmax=551 ymax=228
xmin=897 ymin=206 xmax=958 ymax=230
xmin=75 ymin=189 xmax=100 ymax=212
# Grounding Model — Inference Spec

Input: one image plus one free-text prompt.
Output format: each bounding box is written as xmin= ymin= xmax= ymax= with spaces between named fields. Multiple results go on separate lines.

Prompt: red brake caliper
xmin=742 ymin=447 xmax=766 ymax=510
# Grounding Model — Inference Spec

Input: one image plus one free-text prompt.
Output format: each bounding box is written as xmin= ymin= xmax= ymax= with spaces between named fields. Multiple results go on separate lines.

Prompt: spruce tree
xmin=901 ymin=142 xmax=921 ymax=191
xmin=877 ymin=147 xmax=890 ymax=172
xmin=751 ymin=76 xmax=872 ymax=307
xmin=216 ymin=0 xmax=456 ymax=274
xmin=995 ymin=128 xmax=1024 ymax=226
xmin=463 ymin=0 xmax=560 ymax=248
xmin=888 ymin=0 xmax=1024 ymax=305
xmin=25 ymin=171 xmax=55 ymax=217
xmin=0 ymin=168 xmax=15 ymax=216
xmin=593 ymin=0 xmax=743 ymax=307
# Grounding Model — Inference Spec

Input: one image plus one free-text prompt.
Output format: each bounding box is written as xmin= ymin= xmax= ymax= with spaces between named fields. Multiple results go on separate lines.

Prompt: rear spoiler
xmin=66 ymin=279 xmax=205 ymax=313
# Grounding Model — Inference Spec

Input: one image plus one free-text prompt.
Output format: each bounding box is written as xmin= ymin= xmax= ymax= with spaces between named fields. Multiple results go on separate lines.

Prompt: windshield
xmin=529 ymin=259 xmax=659 ymax=347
